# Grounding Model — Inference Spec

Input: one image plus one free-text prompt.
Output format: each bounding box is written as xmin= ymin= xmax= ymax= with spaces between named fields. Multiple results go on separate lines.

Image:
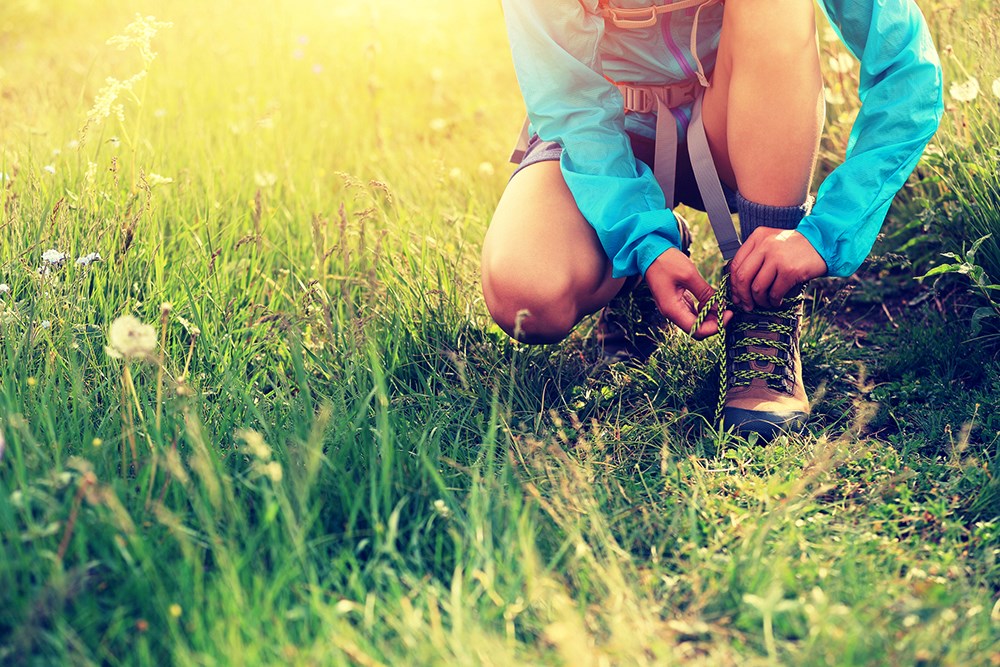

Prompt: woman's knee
xmin=481 ymin=246 xmax=580 ymax=344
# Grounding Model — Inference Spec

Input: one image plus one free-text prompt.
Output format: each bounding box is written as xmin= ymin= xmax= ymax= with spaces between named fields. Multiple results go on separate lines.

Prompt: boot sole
xmin=721 ymin=407 xmax=808 ymax=441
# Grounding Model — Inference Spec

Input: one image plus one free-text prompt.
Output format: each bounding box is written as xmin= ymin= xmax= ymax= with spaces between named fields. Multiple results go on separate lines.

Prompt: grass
xmin=1 ymin=0 xmax=999 ymax=664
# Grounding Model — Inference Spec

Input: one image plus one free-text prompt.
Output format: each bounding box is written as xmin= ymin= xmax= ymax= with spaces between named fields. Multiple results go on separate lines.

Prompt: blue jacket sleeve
xmin=802 ymin=0 xmax=944 ymax=277
xmin=500 ymin=0 xmax=681 ymax=278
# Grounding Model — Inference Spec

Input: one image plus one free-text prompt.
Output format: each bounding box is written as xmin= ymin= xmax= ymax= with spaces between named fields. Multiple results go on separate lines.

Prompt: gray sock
xmin=736 ymin=192 xmax=813 ymax=242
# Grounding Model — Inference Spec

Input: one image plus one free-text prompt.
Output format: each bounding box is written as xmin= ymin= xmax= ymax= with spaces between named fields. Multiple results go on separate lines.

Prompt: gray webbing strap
xmin=653 ymin=97 xmax=678 ymax=210
xmin=509 ymin=116 xmax=532 ymax=164
xmin=687 ymin=94 xmax=741 ymax=260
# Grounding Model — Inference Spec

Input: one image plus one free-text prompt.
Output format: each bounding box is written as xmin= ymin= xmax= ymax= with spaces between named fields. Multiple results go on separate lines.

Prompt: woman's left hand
xmin=728 ymin=228 xmax=827 ymax=310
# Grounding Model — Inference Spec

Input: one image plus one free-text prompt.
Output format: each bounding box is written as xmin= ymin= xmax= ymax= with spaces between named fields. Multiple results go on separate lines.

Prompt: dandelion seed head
xmin=43 ymin=165 xmax=56 ymax=175
xmin=950 ymin=77 xmax=980 ymax=103
xmin=106 ymin=314 xmax=157 ymax=360
xmin=477 ymin=161 xmax=495 ymax=177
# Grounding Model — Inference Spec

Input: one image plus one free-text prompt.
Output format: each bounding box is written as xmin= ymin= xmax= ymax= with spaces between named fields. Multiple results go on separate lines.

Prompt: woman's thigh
xmin=481 ymin=159 xmax=624 ymax=343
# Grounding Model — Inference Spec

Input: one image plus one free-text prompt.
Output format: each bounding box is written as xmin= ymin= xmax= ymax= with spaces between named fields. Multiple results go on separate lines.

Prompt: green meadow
xmin=1 ymin=0 xmax=999 ymax=664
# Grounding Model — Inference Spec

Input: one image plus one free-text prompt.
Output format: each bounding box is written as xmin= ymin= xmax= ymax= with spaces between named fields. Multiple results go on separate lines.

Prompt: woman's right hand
xmin=644 ymin=248 xmax=732 ymax=340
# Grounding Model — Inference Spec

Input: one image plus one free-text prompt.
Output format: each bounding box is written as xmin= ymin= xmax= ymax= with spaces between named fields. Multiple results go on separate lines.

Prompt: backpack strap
xmin=687 ymin=93 xmax=741 ymax=260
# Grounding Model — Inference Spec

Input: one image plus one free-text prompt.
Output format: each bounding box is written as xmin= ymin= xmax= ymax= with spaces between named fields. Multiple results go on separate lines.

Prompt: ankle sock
xmin=735 ymin=192 xmax=813 ymax=242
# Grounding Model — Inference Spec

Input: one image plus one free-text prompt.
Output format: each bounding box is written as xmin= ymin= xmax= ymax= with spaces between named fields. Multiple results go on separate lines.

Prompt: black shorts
xmin=511 ymin=131 xmax=739 ymax=213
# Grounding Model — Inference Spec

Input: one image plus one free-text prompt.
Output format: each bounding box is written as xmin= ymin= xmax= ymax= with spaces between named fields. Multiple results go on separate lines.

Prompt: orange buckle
xmin=606 ymin=6 xmax=659 ymax=29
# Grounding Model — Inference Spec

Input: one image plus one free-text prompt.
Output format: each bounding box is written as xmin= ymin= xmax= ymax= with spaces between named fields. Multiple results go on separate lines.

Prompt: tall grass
xmin=1 ymin=0 xmax=998 ymax=664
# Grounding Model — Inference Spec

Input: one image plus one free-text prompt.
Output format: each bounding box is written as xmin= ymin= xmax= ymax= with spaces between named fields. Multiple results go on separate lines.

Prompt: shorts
xmin=511 ymin=131 xmax=740 ymax=213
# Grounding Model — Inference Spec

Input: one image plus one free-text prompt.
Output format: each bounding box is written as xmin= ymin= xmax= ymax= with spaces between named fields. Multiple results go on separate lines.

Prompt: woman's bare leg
xmin=481 ymin=160 xmax=624 ymax=344
xmin=701 ymin=0 xmax=825 ymax=205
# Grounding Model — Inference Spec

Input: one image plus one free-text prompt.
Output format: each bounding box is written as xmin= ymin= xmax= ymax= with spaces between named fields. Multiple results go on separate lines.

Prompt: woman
xmin=480 ymin=0 xmax=943 ymax=439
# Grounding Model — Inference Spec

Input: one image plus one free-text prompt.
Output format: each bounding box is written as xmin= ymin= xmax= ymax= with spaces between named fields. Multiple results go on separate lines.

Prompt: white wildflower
xmin=75 ymin=252 xmax=102 ymax=266
xmin=67 ymin=139 xmax=80 ymax=150
xmin=176 ymin=315 xmax=201 ymax=336
xmin=39 ymin=320 xmax=51 ymax=329
xmin=477 ymin=161 xmax=495 ymax=177
xmin=0 ymin=284 xmax=9 ymax=295
xmin=42 ymin=249 xmax=67 ymax=265
xmin=146 ymin=173 xmax=173 ymax=187
xmin=108 ymin=136 xmax=121 ymax=148
xmin=105 ymin=315 xmax=157 ymax=360
xmin=950 ymin=77 xmax=980 ymax=103
xmin=254 ymin=171 xmax=277 ymax=188
xmin=824 ymin=89 xmax=846 ymax=105
xmin=51 ymin=148 xmax=61 ymax=157
xmin=37 ymin=266 xmax=51 ymax=276
xmin=262 ymin=461 xmax=283 ymax=483
xmin=334 ymin=599 xmax=357 ymax=614
xmin=236 ymin=429 xmax=272 ymax=461
xmin=432 ymin=499 xmax=452 ymax=518
xmin=993 ymin=78 xmax=1000 ymax=99
xmin=88 ymin=72 xmax=147 ymax=125
xmin=828 ymin=53 xmax=854 ymax=74
xmin=43 ymin=165 xmax=56 ymax=175
xmin=106 ymin=14 xmax=173 ymax=65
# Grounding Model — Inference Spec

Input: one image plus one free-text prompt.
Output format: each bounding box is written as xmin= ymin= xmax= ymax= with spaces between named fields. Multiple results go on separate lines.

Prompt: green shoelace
xmin=690 ymin=274 xmax=803 ymax=423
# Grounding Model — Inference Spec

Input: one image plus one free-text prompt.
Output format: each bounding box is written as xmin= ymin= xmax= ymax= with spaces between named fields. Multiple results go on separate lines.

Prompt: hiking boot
xmin=720 ymin=284 xmax=809 ymax=439
xmin=595 ymin=211 xmax=691 ymax=364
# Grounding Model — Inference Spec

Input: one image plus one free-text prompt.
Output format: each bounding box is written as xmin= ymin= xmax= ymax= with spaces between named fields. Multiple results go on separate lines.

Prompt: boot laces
xmin=689 ymin=274 xmax=804 ymax=422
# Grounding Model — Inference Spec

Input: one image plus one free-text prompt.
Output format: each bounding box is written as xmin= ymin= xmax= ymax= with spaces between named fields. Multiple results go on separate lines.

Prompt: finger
xmin=768 ymin=271 xmax=800 ymax=307
xmin=728 ymin=238 xmax=754 ymax=308
xmin=679 ymin=266 xmax=714 ymax=307
xmin=731 ymin=248 xmax=765 ymax=311
xmin=750 ymin=261 xmax=778 ymax=309
xmin=691 ymin=313 xmax=720 ymax=340
xmin=658 ymin=292 xmax=699 ymax=334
